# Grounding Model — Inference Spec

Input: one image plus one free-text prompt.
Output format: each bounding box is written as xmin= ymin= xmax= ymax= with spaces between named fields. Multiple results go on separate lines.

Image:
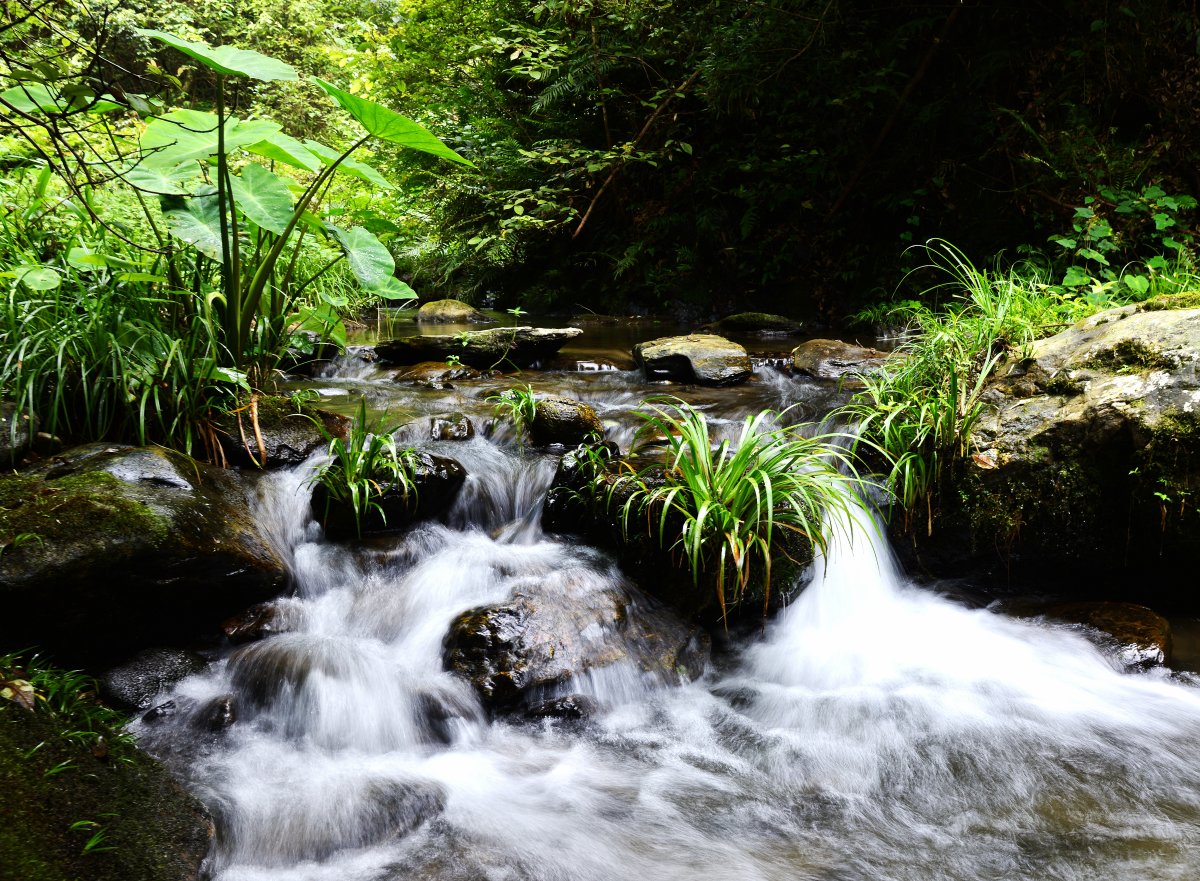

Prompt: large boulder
xmin=790 ymin=338 xmax=893 ymax=380
xmin=416 ymin=298 xmax=490 ymax=323
xmin=375 ymin=327 xmax=583 ymax=369
xmin=632 ymin=334 xmax=752 ymax=386
xmin=0 ymin=444 xmax=287 ymax=664
xmin=530 ymin=397 xmax=604 ymax=447
xmin=906 ymin=303 xmax=1200 ymax=602
xmin=1043 ymin=601 xmax=1173 ymax=670
xmin=443 ymin=557 xmax=708 ymax=712
xmin=0 ymin=692 xmax=213 ymax=881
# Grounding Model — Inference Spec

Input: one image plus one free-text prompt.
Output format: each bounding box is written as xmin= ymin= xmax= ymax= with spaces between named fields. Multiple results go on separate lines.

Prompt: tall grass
xmin=611 ymin=399 xmax=862 ymax=620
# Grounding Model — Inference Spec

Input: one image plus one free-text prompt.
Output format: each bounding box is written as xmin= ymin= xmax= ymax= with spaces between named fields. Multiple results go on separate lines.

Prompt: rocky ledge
xmin=375 ymin=327 xmax=582 ymax=369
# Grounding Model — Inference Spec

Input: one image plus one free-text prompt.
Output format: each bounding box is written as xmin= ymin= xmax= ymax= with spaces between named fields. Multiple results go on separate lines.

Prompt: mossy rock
xmin=0 ymin=699 xmax=212 ymax=881
xmin=530 ymin=397 xmax=604 ymax=447
xmin=632 ymin=333 xmax=752 ymax=386
xmin=0 ymin=445 xmax=287 ymax=665
xmin=212 ymin=395 xmax=350 ymax=468
xmin=375 ymin=327 xmax=583 ymax=369
xmin=416 ymin=298 xmax=490 ymax=323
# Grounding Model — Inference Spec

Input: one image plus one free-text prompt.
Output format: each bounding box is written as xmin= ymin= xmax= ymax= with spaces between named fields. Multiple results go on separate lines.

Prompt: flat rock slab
xmin=633 ymin=333 xmax=752 ymax=386
xmin=703 ymin=312 xmax=804 ymax=336
xmin=791 ymin=338 xmax=893 ymax=380
xmin=375 ymin=327 xmax=583 ymax=369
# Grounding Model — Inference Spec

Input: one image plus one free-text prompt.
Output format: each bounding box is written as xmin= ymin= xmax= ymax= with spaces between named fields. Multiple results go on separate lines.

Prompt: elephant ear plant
xmin=308 ymin=399 xmax=419 ymax=539
xmin=132 ymin=29 xmax=474 ymax=386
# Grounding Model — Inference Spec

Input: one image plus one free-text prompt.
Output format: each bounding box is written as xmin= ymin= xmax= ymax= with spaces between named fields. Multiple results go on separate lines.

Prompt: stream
xmin=133 ymin=318 xmax=1200 ymax=880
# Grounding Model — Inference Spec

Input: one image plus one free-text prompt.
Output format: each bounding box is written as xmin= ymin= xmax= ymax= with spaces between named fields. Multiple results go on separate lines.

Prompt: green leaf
xmin=229 ymin=163 xmax=293 ymax=235
xmin=328 ymin=224 xmax=394 ymax=289
xmin=289 ymin=302 xmax=347 ymax=348
xmin=1073 ymin=206 xmax=1095 ymax=219
xmin=1147 ymin=255 xmax=1170 ymax=270
xmin=123 ymin=160 xmax=198 ymax=195
xmin=67 ymin=246 xmax=108 ymax=272
xmin=311 ymin=78 xmax=474 ymax=166
xmin=135 ymin=29 xmax=298 ymax=81
xmin=1062 ymin=266 xmax=1090 ymax=287
xmin=371 ymin=276 xmax=418 ymax=300
xmin=161 ymin=194 xmax=226 ymax=261
xmin=0 ymin=83 xmax=121 ymax=115
xmin=1078 ymin=247 xmax=1110 ymax=266
xmin=14 ymin=265 xmax=61 ymax=290
xmin=246 ymin=132 xmax=323 ymax=172
xmin=303 ymin=139 xmax=394 ymax=189
xmin=1153 ymin=212 xmax=1176 ymax=231
xmin=1124 ymin=274 xmax=1150 ymax=295
xmin=141 ymin=110 xmax=281 ymax=165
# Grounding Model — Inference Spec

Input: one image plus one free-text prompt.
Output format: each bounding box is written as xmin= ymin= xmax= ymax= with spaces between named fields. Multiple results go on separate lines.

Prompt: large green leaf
xmin=142 ymin=110 xmax=281 ymax=165
xmin=246 ymin=132 xmax=322 ymax=172
xmin=135 ymin=29 xmax=298 ymax=81
xmin=123 ymin=159 xmax=198 ymax=195
xmin=1 ymin=83 xmax=122 ymax=115
xmin=288 ymin=302 xmax=347 ymax=348
xmin=13 ymin=265 xmax=61 ymax=290
xmin=312 ymin=78 xmax=473 ymax=167
xmin=371 ymin=276 xmax=418 ymax=300
xmin=161 ymin=194 xmax=226 ymax=261
xmin=229 ymin=163 xmax=293 ymax=235
xmin=303 ymin=139 xmax=394 ymax=190
xmin=328 ymin=224 xmax=394 ymax=289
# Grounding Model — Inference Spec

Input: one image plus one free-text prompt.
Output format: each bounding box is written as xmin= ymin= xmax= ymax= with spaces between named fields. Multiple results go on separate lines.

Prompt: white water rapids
xmin=132 ymin=389 xmax=1200 ymax=880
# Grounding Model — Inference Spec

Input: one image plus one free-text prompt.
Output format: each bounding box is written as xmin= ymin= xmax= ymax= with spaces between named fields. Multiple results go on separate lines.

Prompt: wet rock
xmin=906 ymin=304 xmax=1200 ymax=598
xmin=704 ymin=312 xmax=804 ymax=336
xmin=633 ymin=334 xmax=752 ymax=386
xmin=376 ymin=327 xmax=583 ymax=369
xmin=196 ymin=695 xmax=238 ymax=731
xmin=279 ymin=330 xmax=341 ymax=376
xmin=0 ymin=699 xmax=213 ymax=881
xmin=431 ymin=412 xmax=475 ymax=441
xmin=443 ymin=561 xmax=709 ymax=712
xmin=142 ymin=700 xmax=178 ymax=725
xmin=416 ymin=298 xmax=491 ymax=323
xmin=530 ymin=397 xmax=604 ymax=447
xmin=0 ymin=401 xmax=35 ymax=466
xmin=524 ymin=693 xmax=599 ymax=721
xmin=574 ymin=359 xmax=620 ymax=372
xmin=790 ymin=338 xmax=892 ymax=380
xmin=313 ymin=452 xmax=467 ymax=539
xmin=394 ymin=361 xmax=483 ymax=384
xmin=101 ymin=648 xmax=209 ymax=711
xmin=1043 ymin=601 xmax=1173 ymax=670
xmin=0 ymin=444 xmax=288 ymax=665
xmin=213 ymin=395 xmax=350 ymax=468
xmin=222 ymin=601 xmax=298 ymax=644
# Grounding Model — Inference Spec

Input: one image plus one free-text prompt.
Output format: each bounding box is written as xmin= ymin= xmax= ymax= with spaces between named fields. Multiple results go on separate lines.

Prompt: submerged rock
xmin=0 ymin=444 xmax=287 ymax=664
xmin=1044 ymin=601 xmax=1173 ymax=670
xmin=416 ymin=298 xmax=490 ymax=323
xmin=376 ymin=327 xmax=583 ymax=369
xmin=632 ymin=333 xmax=752 ymax=386
xmin=443 ymin=561 xmax=708 ymax=712
xmin=790 ymin=338 xmax=892 ymax=380
xmin=530 ymin=397 xmax=604 ymax=447
xmin=222 ymin=600 xmax=301 ymax=645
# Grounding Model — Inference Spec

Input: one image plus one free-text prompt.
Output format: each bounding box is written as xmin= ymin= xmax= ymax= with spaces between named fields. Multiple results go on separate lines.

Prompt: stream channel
xmin=134 ymin=317 xmax=1200 ymax=880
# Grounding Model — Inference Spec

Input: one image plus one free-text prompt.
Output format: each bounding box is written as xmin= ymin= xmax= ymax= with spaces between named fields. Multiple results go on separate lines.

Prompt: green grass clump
xmin=610 ymin=398 xmax=861 ymax=620
xmin=488 ymin=384 xmax=538 ymax=440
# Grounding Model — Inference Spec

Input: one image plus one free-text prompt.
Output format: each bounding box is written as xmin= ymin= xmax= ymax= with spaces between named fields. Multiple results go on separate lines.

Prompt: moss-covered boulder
xmin=0 ymin=445 xmax=287 ymax=664
xmin=376 ymin=326 xmax=583 ymax=369
xmin=443 ymin=556 xmax=708 ymax=712
xmin=790 ymin=338 xmax=893 ymax=380
xmin=0 ymin=695 xmax=212 ymax=881
xmin=906 ymin=305 xmax=1200 ymax=604
xmin=212 ymin=395 xmax=349 ymax=468
xmin=704 ymin=312 xmax=804 ymax=335
xmin=416 ymin=298 xmax=491 ymax=323
xmin=632 ymin=334 xmax=752 ymax=386
xmin=530 ymin=397 xmax=604 ymax=447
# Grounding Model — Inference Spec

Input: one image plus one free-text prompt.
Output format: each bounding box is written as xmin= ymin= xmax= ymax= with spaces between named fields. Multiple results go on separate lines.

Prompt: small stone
xmin=431 ymin=413 xmax=475 ymax=441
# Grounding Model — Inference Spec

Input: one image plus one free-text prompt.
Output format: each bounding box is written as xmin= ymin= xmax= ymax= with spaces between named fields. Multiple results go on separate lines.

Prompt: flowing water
xmin=134 ymin=327 xmax=1200 ymax=880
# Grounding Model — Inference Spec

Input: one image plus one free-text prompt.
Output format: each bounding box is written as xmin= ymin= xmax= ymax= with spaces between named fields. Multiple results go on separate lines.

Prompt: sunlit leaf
xmin=229 ymin=163 xmax=293 ymax=235
xmin=0 ymin=83 xmax=121 ymax=115
xmin=312 ymin=77 xmax=474 ymax=166
xmin=371 ymin=276 xmax=418 ymax=300
xmin=302 ymin=139 xmax=394 ymax=189
xmin=15 ymin=265 xmax=61 ymax=290
xmin=135 ymin=29 xmax=298 ymax=81
xmin=327 ymin=224 xmax=394 ymax=289
xmin=161 ymin=194 xmax=225 ymax=261
xmin=246 ymin=132 xmax=322 ymax=172
xmin=123 ymin=159 xmax=198 ymax=195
